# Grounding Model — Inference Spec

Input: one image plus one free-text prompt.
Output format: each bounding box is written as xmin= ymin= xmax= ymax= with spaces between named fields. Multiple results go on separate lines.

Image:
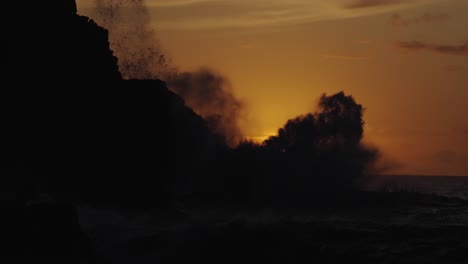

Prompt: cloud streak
xmin=322 ymin=54 xmax=369 ymax=60
xmin=396 ymin=40 xmax=468 ymax=56
xmin=390 ymin=12 xmax=449 ymax=26
xmin=77 ymin=0 xmax=445 ymax=30
xmin=78 ymin=0 xmax=211 ymax=8
xmin=345 ymin=0 xmax=405 ymax=9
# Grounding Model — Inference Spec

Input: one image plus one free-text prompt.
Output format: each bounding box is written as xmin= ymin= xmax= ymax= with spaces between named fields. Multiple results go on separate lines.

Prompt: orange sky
xmin=77 ymin=0 xmax=468 ymax=176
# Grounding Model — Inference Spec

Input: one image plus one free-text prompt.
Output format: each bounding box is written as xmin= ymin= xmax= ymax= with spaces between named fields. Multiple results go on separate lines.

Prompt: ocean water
xmin=369 ymin=175 xmax=468 ymax=200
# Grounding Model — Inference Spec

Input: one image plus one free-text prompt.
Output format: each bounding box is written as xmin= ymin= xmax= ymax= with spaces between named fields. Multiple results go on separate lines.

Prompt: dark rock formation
xmin=3 ymin=201 xmax=95 ymax=263
xmin=24 ymin=202 xmax=95 ymax=262
xmin=6 ymin=0 xmax=121 ymax=83
xmin=3 ymin=0 xmax=225 ymax=207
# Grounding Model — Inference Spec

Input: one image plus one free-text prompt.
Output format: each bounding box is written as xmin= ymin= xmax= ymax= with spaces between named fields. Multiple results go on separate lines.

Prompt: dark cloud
xmin=433 ymin=150 xmax=457 ymax=163
xmin=345 ymin=0 xmax=404 ymax=9
xmin=421 ymin=12 xmax=450 ymax=22
xmin=390 ymin=12 xmax=449 ymax=26
xmin=445 ymin=65 xmax=462 ymax=72
xmin=395 ymin=40 xmax=468 ymax=57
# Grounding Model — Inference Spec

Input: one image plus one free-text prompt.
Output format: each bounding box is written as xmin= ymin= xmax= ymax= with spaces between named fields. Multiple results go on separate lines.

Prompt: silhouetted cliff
xmin=3 ymin=0 xmax=225 ymax=207
xmin=6 ymin=0 xmax=121 ymax=82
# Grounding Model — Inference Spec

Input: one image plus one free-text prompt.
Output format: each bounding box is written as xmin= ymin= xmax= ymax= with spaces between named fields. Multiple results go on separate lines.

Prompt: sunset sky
xmin=78 ymin=0 xmax=468 ymax=176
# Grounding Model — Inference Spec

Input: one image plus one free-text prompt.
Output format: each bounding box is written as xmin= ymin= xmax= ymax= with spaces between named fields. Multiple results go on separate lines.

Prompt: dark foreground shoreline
xmin=5 ymin=191 xmax=468 ymax=264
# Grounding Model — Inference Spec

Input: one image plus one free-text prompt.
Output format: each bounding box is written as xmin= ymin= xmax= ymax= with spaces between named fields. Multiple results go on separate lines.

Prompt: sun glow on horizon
xmin=245 ymin=132 xmax=278 ymax=144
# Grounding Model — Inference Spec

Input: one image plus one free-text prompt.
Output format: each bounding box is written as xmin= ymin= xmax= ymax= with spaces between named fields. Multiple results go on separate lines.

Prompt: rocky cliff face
xmin=6 ymin=0 xmax=121 ymax=82
xmin=3 ymin=0 xmax=225 ymax=207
